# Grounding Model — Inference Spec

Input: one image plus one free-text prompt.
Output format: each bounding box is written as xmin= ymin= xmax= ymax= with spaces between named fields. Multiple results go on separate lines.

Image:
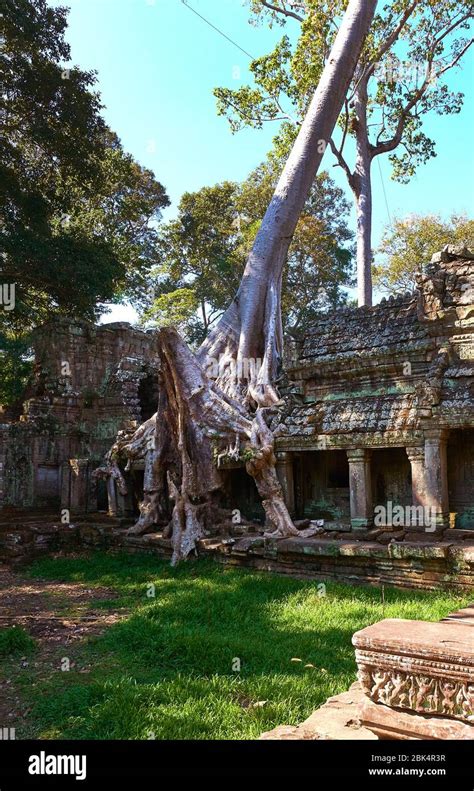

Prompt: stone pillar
xmin=346 ymin=449 xmax=373 ymax=530
xmin=406 ymin=447 xmax=426 ymax=506
xmin=69 ymin=459 xmax=90 ymax=513
xmin=424 ymin=430 xmax=449 ymax=531
xmin=60 ymin=461 xmax=71 ymax=510
xmin=406 ymin=438 xmax=449 ymax=531
xmin=107 ymin=476 xmax=118 ymax=517
xmin=275 ymin=451 xmax=295 ymax=516
xmin=116 ymin=487 xmax=135 ymax=517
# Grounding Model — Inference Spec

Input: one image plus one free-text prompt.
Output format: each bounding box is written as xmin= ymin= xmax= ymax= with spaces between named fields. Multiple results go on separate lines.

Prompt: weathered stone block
xmin=359 ymin=695 xmax=474 ymax=740
xmin=260 ymin=683 xmax=378 ymax=740
xmin=353 ymin=618 xmax=474 ymax=722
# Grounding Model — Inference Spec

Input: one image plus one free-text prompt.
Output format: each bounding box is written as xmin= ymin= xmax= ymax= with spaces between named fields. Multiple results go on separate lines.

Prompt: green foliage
xmin=142 ymin=147 xmax=353 ymax=341
xmin=374 ymin=213 xmax=474 ymax=295
xmin=142 ymin=182 xmax=242 ymax=345
xmin=54 ymin=132 xmax=170 ymax=304
xmin=14 ymin=552 xmax=469 ymax=739
xmin=0 ymin=332 xmax=33 ymax=407
xmin=0 ymin=0 xmax=169 ymax=404
xmin=216 ymin=1 xmax=472 ymax=183
xmin=142 ymin=288 xmax=200 ymax=336
xmin=0 ymin=625 xmax=37 ymax=657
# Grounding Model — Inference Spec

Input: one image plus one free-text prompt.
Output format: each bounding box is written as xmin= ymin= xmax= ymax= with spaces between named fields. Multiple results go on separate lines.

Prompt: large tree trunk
xmin=355 ymin=171 xmax=373 ymax=307
xmin=352 ymin=77 xmax=373 ymax=307
xmin=199 ymin=0 xmax=378 ymax=404
xmin=101 ymin=0 xmax=378 ymax=563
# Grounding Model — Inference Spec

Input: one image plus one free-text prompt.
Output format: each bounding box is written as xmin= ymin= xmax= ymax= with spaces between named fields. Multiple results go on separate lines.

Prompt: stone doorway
xmin=448 ymin=429 xmax=474 ymax=529
xmin=371 ymin=448 xmax=412 ymax=518
xmin=221 ymin=467 xmax=265 ymax=524
xmin=294 ymin=450 xmax=350 ymax=523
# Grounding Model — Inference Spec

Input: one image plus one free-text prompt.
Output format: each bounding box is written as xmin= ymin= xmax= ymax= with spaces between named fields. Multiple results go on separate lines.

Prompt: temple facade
xmin=1 ymin=247 xmax=473 ymax=534
xmin=0 ymin=320 xmax=160 ymax=514
xmin=272 ymin=247 xmax=474 ymax=532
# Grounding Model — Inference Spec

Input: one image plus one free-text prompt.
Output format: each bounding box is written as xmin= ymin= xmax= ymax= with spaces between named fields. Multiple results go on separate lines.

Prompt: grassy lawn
xmin=3 ymin=552 xmax=470 ymax=740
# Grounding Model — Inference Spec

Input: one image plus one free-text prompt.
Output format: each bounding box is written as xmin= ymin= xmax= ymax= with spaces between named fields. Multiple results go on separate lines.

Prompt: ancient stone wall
xmin=0 ymin=319 xmax=160 ymax=510
xmin=275 ymin=252 xmax=473 ymax=530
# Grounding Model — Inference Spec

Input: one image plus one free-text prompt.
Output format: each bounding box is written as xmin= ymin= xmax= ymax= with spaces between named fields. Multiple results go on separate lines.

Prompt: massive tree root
xmin=107 ymin=327 xmax=313 ymax=563
xmin=105 ymin=327 xmax=322 ymax=562
xmin=95 ymin=0 xmax=377 ymax=563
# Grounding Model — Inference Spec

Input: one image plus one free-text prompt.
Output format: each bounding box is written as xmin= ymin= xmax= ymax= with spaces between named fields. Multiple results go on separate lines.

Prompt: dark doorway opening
xmin=138 ymin=374 xmax=159 ymax=422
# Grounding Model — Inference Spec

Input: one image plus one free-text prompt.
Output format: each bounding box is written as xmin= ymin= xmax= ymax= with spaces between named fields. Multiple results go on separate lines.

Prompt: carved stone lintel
xmin=357 ymin=661 xmax=473 ymax=722
xmin=353 ymin=619 xmax=474 ymax=723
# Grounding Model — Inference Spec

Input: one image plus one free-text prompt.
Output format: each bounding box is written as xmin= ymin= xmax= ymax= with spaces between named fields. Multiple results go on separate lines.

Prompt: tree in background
xmin=374 ymin=213 xmax=474 ymax=295
xmin=142 ymin=182 xmax=243 ymax=345
xmin=215 ymin=0 xmax=473 ymax=306
xmin=0 ymin=0 xmax=169 ymax=405
xmin=143 ymin=147 xmax=353 ymax=344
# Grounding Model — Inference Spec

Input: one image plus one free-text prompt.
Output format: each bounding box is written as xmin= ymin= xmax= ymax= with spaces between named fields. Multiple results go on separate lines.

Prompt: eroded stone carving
xmin=357 ymin=665 xmax=473 ymax=721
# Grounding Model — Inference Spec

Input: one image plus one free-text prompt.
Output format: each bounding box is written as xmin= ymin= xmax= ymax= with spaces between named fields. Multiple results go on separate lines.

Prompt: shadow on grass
xmin=22 ymin=551 xmax=468 ymax=740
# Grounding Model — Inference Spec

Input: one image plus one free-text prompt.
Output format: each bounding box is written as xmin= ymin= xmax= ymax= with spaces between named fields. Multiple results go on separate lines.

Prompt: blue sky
xmin=48 ymin=0 xmax=474 ymax=321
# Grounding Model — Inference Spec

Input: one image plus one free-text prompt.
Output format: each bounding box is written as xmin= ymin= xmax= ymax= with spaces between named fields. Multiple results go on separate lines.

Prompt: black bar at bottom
xmin=0 ymin=739 xmax=472 ymax=786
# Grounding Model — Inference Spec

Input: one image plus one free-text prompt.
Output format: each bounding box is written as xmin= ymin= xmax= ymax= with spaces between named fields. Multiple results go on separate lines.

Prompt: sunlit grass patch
xmin=18 ymin=552 xmax=469 ymax=740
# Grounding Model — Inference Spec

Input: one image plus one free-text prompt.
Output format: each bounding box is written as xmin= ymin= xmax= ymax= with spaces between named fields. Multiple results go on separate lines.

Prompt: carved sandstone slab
xmin=359 ymin=695 xmax=474 ymax=740
xmin=353 ymin=619 xmax=474 ymax=722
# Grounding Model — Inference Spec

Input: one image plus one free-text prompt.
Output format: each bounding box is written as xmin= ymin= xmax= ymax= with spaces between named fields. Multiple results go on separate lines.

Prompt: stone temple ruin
xmin=0 ymin=246 xmax=473 ymax=741
xmin=0 ymin=319 xmax=160 ymax=516
xmin=1 ymin=247 xmax=473 ymax=583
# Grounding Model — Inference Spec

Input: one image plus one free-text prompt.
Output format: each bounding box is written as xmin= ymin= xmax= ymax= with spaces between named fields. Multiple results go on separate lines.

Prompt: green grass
xmin=9 ymin=552 xmax=470 ymax=740
xmin=0 ymin=625 xmax=37 ymax=658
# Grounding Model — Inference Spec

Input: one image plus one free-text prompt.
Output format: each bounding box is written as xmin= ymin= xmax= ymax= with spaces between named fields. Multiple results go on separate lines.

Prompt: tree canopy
xmin=215 ymin=0 xmax=473 ymax=304
xmin=1 ymin=0 xmax=169 ymax=405
xmin=142 ymin=145 xmax=353 ymax=344
xmin=374 ymin=213 xmax=474 ymax=295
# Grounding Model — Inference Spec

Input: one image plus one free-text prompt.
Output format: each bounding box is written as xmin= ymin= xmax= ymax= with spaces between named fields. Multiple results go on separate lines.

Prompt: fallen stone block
xmin=353 ymin=618 xmax=474 ymax=722
xmin=359 ymin=695 xmax=474 ymax=740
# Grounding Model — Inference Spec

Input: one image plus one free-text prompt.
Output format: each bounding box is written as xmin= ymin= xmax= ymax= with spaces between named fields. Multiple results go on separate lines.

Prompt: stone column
xmin=346 ymin=449 xmax=373 ymax=530
xmin=68 ymin=459 xmax=90 ymax=513
xmin=405 ymin=446 xmax=426 ymax=529
xmin=424 ymin=430 xmax=449 ymax=531
xmin=107 ymin=476 xmax=118 ymax=517
xmin=406 ymin=439 xmax=449 ymax=531
xmin=406 ymin=447 xmax=426 ymax=504
xmin=60 ymin=461 xmax=71 ymax=510
xmin=275 ymin=451 xmax=295 ymax=516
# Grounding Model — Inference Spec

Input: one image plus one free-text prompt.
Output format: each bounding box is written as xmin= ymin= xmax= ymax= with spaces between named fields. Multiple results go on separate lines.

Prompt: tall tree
xmin=102 ymin=0 xmax=377 ymax=564
xmin=1 ymin=0 xmax=169 ymax=405
xmin=238 ymin=141 xmax=354 ymax=331
xmin=374 ymin=213 xmax=474 ymax=295
xmin=215 ymin=0 xmax=473 ymax=306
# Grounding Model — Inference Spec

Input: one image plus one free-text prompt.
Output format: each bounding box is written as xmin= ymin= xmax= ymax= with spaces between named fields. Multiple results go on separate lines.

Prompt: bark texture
xmin=353 ymin=78 xmax=373 ymax=307
xmin=99 ymin=0 xmax=378 ymax=563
